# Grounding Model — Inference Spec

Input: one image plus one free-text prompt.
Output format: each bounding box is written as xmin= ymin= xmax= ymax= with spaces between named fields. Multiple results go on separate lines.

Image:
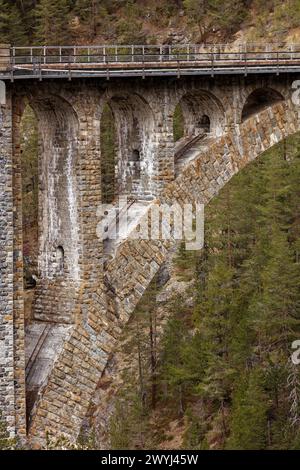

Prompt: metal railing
xmin=2 ymin=43 xmax=300 ymax=79
xmin=8 ymin=43 xmax=300 ymax=63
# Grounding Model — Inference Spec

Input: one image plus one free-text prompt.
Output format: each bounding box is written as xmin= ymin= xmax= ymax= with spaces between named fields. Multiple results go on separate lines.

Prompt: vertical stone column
xmin=11 ymin=95 xmax=26 ymax=440
xmin=0 ymin=44 xmax=10 ymax=72
xmin=0 ymin=81 xmax=15 ymax=437
xmin=75 ymin=95 xmax=103 ymax=295
xmin=27 ymin=92 xmax=106 ymax=446
xmin=0 ymin=81 xmax=26 ymax=440
xmin=150 ymin=85 xmax=175 ymax=196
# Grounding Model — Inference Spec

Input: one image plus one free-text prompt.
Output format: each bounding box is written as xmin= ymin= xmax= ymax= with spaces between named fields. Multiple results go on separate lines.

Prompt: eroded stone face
xmin=0 ymin=74 xmax=297 ymax=444
xmin=0 ymin=83 xmax=15 ymax=438
xmin=0 ymin=83 xmax=27 ymax=441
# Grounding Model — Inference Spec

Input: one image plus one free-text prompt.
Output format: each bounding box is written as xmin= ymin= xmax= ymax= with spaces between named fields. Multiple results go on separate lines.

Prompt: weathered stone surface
xmin=0 ymin=82 xmax=26 ymax=440
xmin=0 ymin=45 xmax=10 ymax=72
xmin=28 ymin=98 xmax=300 ymax=447
xmin=0 ymin=74 xmax=299 ymax=445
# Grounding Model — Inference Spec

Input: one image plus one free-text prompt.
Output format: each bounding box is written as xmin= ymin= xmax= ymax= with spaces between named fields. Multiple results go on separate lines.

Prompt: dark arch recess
xmin=242 ymin=88 xmax=284 ymax=122
xmin=173 ymin=90 xmax=225 ymax=139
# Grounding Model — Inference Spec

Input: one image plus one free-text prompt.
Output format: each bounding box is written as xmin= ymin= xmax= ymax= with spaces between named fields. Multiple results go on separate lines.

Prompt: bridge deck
xmin=2 ymin=44 xmax=300 ymax=79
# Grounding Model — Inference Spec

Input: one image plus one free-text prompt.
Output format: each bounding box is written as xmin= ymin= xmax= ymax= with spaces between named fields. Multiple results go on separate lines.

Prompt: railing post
xmin=43 ymin=46 xmax=46 ymax=65
xmin=39 ymin=56 xmax=42 ymax=81
xmin=59 ymin=46 xmax=62 ymax=63
xmin=0 ymin=44 xmax=11 ymax=76
xmin=12 ymin=46 xmax=15 ymax=68
xmin=68 ymin=53 xmax=72 ymax=80
xmin=132 ymin=45 xmax=134 ymax=62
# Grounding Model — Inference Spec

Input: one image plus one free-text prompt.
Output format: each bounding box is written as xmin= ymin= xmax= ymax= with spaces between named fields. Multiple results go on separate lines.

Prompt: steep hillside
xmin=1 ymin=1 xmax=300 ymax=46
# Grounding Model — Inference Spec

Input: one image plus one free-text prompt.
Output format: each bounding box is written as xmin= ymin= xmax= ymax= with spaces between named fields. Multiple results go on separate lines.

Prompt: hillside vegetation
xmin=1 ymin=1 xmax=300 ymax=46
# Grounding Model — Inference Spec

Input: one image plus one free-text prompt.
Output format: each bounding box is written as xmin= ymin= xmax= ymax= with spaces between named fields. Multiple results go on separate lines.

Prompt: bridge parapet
xmin=0 ymin=45 xmax=10 ymax=71
xmin=2 ymin=43 xmax=300 ymax=79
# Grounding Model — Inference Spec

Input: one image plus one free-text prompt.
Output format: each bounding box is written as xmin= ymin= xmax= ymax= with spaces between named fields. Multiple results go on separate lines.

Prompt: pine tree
xmin=0 ymin=0 xmax=27 ymax=45
xmin=34 ymin=0 xmax=71 ymax=45
xmin=74 ymin=0 xmax=100 ymax=37
xmin=226 ymin=369 xmax=268 ymax=449
xmin=173 ymin=103 xmax=185 ymax=142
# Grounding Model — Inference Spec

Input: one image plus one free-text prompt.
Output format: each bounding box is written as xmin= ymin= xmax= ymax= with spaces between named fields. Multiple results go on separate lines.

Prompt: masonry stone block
xmin=0 ymin=74 xmax=299 ymax=445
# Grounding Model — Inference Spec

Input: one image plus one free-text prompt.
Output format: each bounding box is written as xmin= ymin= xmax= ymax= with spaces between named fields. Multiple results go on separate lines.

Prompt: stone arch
xmin=27 ymin=94 xmax=80 ymax=283
xmin=241 ymin=87 xmax=284 ymax=122
xmin=173 ymin=90 xmax=226 ymax=141
xmin=56 ymin=245 xmax=65 ymax=274
xmin=171 ymin=100 xmax=299 ymax=209
xmin=198 ymin=114 xmax=210 ymax=133
xmin=13 ymin=90 xmax=82 ymax=327
xmin=100 ymin=92 xmax=156 ymax=200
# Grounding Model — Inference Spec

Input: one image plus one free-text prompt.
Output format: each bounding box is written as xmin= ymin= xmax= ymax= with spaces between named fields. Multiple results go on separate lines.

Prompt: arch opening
xmin=241 ymin=88 xmax=284 ymax=122
xmin=173 ymin=90 xmax=225 ymax=145
xmin=173 ymin=103 xmax=185 ymax=142
xmin=56 ymin=246 xmax=64 ymax=273
xmin=131 ymin=149 xmax=141 ymax=162
xmin=101 ymin=93 xmax=155 ymax=200
xmin=198 ymin=114 xmax=210 ymax=133
xmin=18 ymin=93 xmax=81 ymax=327
xmin=20 ymin=93 xmax=82 ymax=421
xmin=32 ymin=95 xmax=80 ymax=284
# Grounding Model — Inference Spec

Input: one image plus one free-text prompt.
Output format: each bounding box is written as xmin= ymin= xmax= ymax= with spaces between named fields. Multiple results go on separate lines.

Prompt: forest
xmin=1 ymin=1 xmax=300 ymax=46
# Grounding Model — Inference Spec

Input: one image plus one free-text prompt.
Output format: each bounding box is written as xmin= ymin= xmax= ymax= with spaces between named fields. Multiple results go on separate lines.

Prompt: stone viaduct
xmin=1 ymin=44 xmax=300 ymax=446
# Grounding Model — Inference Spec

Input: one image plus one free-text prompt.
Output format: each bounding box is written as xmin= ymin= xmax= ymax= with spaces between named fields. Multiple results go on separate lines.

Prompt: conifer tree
xmin=0 ymin=0 xmax=27 ymax=45
xmin=34 ymin=0 xmax=71 ymax=45
xmin=226 ymin=370 xmax=268 ymax=449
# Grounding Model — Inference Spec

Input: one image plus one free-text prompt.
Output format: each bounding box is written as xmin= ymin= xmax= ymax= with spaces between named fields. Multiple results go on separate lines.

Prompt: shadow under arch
xmin=241 ymin=87 xmax=285 ymax=122
xmin=173 ymin=89 xmax=226 ymax=141
xmin=18 ymin=93 xmax=81 ymax=296
xmin=100 ymin=92 xmax=156 ymax=200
